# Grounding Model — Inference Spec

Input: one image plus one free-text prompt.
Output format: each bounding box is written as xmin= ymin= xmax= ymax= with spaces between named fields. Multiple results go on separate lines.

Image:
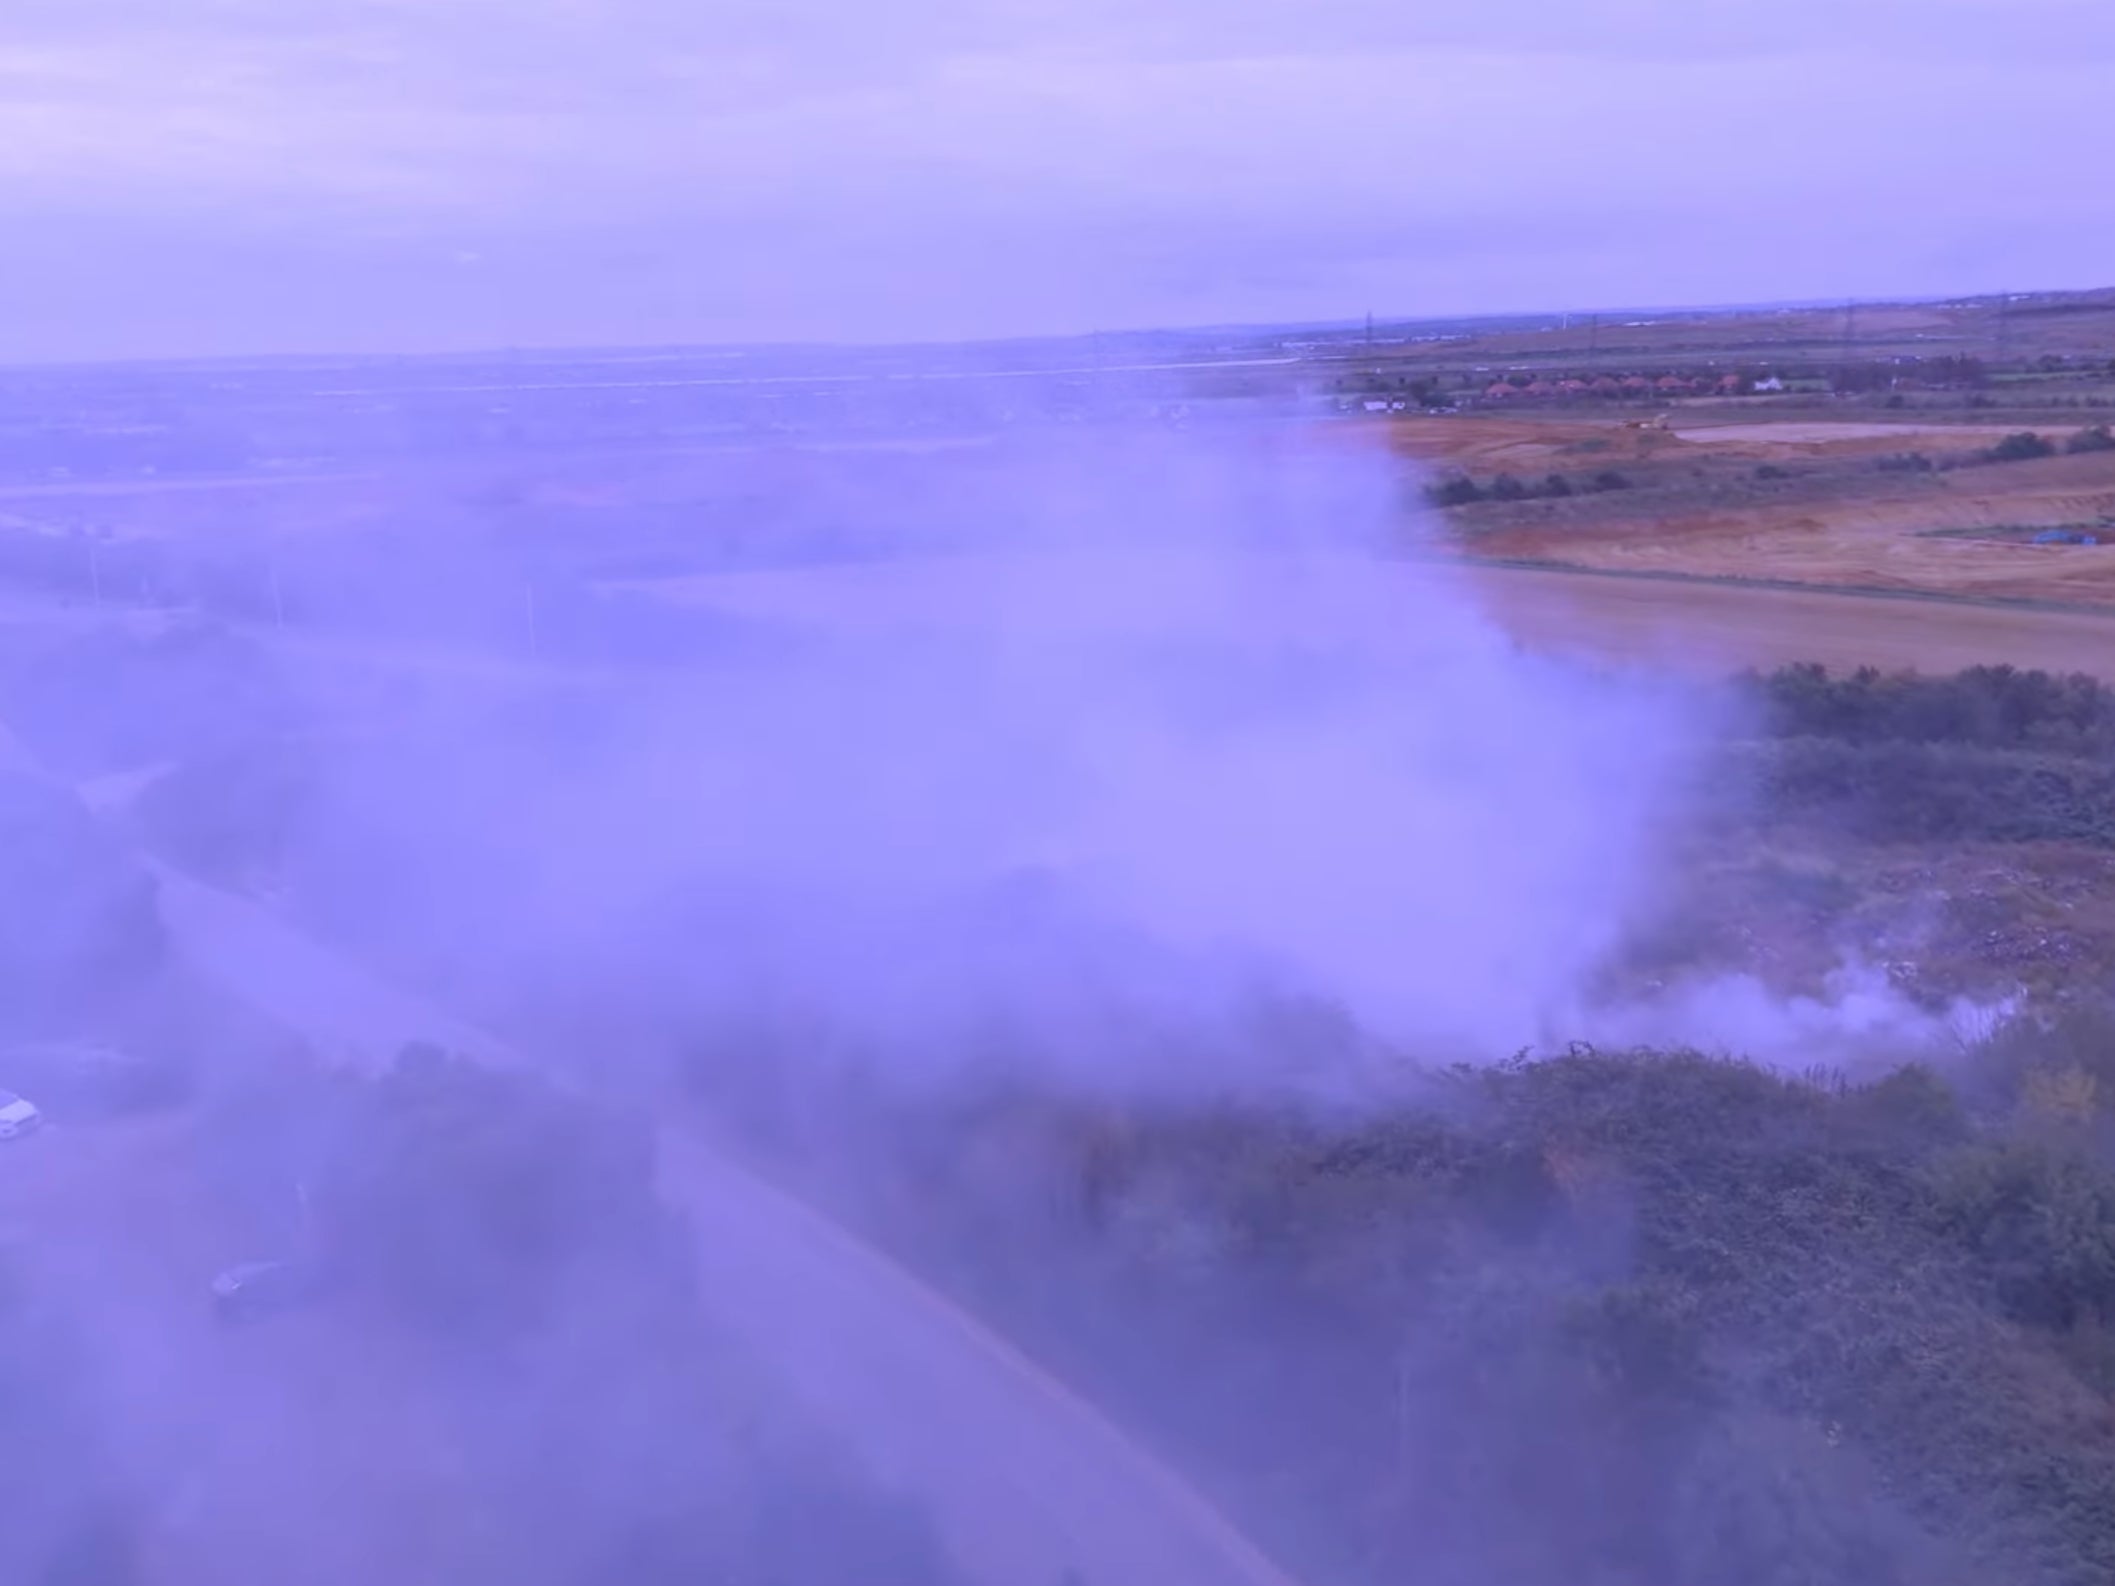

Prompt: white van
xmin=0 ymin=1090 xmax=42 ymax=1140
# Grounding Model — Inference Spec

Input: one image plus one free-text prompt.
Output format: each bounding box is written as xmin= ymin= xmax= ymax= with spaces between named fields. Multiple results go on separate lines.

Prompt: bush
xmin=1490 ymin=473 xmax=1529 ymax=502
xmin=882 ymin=1047 xmax=2115 ymax=1586
xmin=1986 ymin=432 xmax=2056 ymax=463
xmin=1430 ymin=475 xmax=1486 ymax=507
xmin=314 ymin=1045 xmax=672 ymax=1334
xmin=1591 ymin=469 xmax=1633 ymax=492
xmin=1736 ymin=737 xmax=2115 ymax=846
xmin=2066 ymin=425 xmax=2115 ymax=455
xmin=1929 ymin=1141 xmax=2115 ymax=1328
xmin=1746 ymin=663 xmax=2115 ymax=758
xmin=1542 ymin=473 xmax=1574 ymax=497
xmin=1726 ymin=665 xmax=2115 ymax=847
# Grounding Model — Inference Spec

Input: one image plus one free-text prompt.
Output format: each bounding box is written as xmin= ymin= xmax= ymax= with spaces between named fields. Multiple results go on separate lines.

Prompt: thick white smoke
xmin=294 ymin=427 xmax=1732 ymax=1088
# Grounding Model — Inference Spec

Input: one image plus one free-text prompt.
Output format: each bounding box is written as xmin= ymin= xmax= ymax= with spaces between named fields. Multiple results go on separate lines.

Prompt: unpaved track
xmin=635 ymin=548 xmax=2115 ymax=679
xmin=145 ymin=858 xmax=1296 ymax=1586
xmin=1465 ymin=562 xmax=2115 ymax=678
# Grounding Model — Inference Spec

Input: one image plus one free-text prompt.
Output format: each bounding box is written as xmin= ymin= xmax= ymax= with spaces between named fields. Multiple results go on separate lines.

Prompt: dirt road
xmin=141 ymin=836 xmax=1295 ymax=1586
xmin=626 ymin=546 xmax=2115 ymax=680
xmin=1464 ymin=562 xmax=2115 ymax=678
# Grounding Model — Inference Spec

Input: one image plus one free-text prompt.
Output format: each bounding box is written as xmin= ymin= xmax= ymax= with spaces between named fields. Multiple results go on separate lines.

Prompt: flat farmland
xmin=1385 ymin=413 xmax=2115 ymax=607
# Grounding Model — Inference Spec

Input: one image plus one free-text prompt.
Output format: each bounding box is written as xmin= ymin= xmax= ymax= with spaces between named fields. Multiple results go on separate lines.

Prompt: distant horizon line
xmin=6 ymin=281 xmax=2109 ymax=377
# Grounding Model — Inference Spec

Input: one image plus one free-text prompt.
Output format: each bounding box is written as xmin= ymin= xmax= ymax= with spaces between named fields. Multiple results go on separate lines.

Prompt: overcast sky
xmin=3 ymin=0 xmax=2112 ymax=359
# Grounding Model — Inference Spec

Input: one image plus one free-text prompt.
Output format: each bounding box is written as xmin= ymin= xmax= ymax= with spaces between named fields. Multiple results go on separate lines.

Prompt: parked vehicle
xmin=0 ymin=1089 xmax=41 ymax=1140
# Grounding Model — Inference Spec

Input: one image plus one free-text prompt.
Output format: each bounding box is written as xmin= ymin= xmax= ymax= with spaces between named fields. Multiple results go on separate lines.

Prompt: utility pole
xmin=1587 ymin=313 xmax=1601 ymax=369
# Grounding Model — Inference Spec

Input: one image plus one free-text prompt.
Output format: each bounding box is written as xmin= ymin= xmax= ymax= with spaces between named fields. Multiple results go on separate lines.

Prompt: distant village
xmin=1335 ymin=368 xmax=1793 ymax=415
xmin=1475 ymin=371 xmax=1782 ymax=401
xmin=1331 ymin=349 xmax=2115 ymax=415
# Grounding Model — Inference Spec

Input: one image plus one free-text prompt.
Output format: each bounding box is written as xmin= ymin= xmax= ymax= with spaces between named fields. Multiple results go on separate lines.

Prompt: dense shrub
xmin=1929 ymin=1141 xmax=2115 ymax=1328
xmin=313 ymin=1045 xmax=673 ymax=1334
xmin=1987 ymin=432 xmax=2057 ymax=463
xmin=1735 ymin=738 xmax=2115 ymax=845
xmin=875 ymin=1048 xmax=2115 ymax=1586
xmin=1428 ymin=475 xmax=1484 ymax=507
xmin=1427 ymin=472 xmax=1578 ymax=507
xmin=1747 ymin=663 xmax=2115 ymax=758
xmin=1735 ymin=666 xmax=2115 ymax=845
xmin=2067 ymin=424 xmax=2115 ymax=455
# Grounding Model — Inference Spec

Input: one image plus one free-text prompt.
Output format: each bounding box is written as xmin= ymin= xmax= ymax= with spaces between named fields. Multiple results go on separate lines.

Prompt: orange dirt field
xmin=1384 ymin=414 xmax=2115 ymax=608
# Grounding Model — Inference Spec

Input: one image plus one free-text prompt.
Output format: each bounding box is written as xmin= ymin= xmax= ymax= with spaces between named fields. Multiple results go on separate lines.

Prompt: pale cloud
xmin=1 ymin=0 xmax=2110 ymax=356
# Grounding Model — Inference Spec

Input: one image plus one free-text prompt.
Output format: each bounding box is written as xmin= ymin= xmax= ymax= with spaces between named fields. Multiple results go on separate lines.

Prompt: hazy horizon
xmin=5 ymin=0 xmax=2113 ymax=361
xmin=3 ymin=282 xmax=2107 ymax=376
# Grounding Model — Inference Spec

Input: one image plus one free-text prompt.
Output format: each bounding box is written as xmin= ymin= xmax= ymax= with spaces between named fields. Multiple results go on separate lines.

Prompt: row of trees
xmin=1426 ymin=469 xmax=1631 ymax=506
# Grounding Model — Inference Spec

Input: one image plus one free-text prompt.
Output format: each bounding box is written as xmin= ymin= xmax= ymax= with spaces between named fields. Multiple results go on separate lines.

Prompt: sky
xmin=3 ymin=0 xmax=2113 ymax=359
